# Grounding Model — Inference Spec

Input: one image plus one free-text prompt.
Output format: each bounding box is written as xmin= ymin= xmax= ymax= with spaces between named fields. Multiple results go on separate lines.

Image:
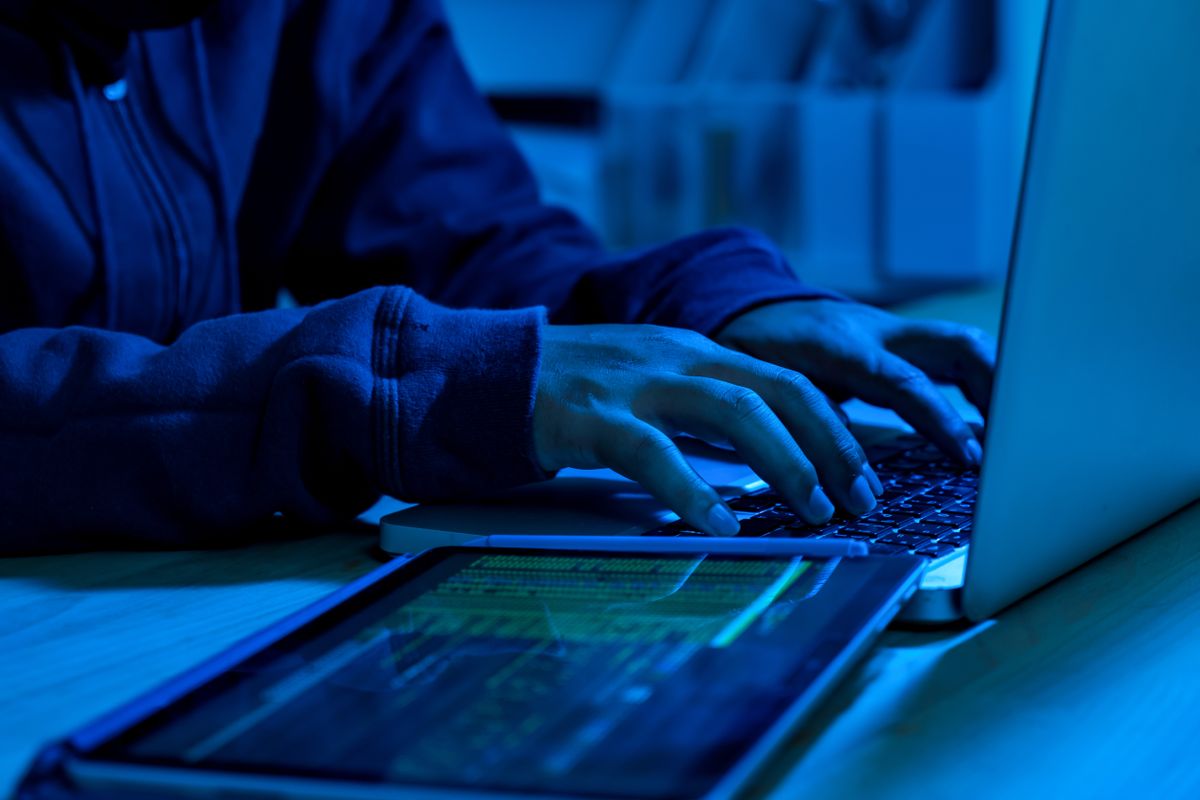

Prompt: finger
xmin=649 ymin=378 xmax=837 ymax=524
xmin=695 ymin=357 xmax=882 ymax=516
xmin=595 ymin=418 xmax=741 ymax=536
xmin=856 ymin=352 xmax=982 ymax=467
xmin=891 ymin=322 xmax=997 ymax=419
xmin=821 ymin=388 xmax=852 ymax=428
xmin=743 ymin=364 xmax=881 ymax=513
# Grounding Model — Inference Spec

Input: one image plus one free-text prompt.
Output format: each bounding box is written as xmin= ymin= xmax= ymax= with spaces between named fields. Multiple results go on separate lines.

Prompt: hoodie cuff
xmin=637 ymin=227 xmax=849 ymax=336
xmin=371 ymin=288 xmax=548 ymax=501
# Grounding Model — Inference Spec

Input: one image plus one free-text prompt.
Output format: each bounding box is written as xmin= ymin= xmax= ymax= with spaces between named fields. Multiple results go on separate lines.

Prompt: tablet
xmin=50 ymin=545 xmax=924 ymax=800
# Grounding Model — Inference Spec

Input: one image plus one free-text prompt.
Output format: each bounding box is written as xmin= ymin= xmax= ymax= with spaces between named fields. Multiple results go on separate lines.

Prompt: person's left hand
xmin=715 ymin=299 xmax=995 ymax=466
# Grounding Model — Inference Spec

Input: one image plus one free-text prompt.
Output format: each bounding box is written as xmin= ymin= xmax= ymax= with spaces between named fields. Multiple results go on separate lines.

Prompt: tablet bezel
xmin=63 ymin=546 xmax=925 ymax=800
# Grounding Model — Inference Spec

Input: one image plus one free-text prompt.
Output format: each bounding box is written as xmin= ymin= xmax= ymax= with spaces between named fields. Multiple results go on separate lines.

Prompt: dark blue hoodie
xmin=0 ymin=0 xmax=834 ymax=553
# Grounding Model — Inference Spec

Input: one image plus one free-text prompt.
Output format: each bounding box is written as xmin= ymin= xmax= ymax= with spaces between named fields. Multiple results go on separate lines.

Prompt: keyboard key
xmin=786 ymin=522 xmax=840 ymax=537
xmin=735 ymin=517 xmax=787 ymax=537
xmin=877 ymin=532 xmax=935 ymax=549
xmin=888 ymin=500 xmax=940 ymax=517
xmin=833 ymin=528 xmax=879 ymax=541
xmin=862 ymin=510 xmax=908 ymax=527
xmin=753 ymin=505 xmax=799 ymax=522
xmin=728 ymin=492 xmax=778 ymax=512
xmin=846 ymin=521 xmax=893 ymax=535
xmin=926 ymin=485 xmax=973 ymax=500
xmin=902 ymin=522 xmax=954 ymax=538
xmin=939 ymin=532 xmax=971 ymax=548
xmin=890 ymin=473 xmax=935 ymax=487
xmin=775 ymin=526 xmax=830 ymax=540
xmin=903 ymin=497 xmax=944 ymax=511
xmin=915 ymin=543 xmax=958 ymax=559
xmin=921 ymin=514 xmax=969 ymax=530
xmin=913 ymin=459 xmax=957 ymax=473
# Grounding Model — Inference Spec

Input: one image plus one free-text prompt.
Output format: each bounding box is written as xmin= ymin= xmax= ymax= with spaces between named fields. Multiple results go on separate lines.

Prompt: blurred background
xmin=444 ymin=0 xmax=1050 ymax=304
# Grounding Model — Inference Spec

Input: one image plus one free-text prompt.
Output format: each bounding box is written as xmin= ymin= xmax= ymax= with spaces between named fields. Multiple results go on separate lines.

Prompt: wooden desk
xmin=0 ymin=532 xmax=383 ymax=792
xmin=4 ymin=285 xmax=1199 ymax=798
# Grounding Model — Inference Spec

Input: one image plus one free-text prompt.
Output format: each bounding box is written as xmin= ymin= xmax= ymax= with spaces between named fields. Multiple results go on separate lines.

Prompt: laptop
xmin=382 ymin=0 xmax=1200 ymax=624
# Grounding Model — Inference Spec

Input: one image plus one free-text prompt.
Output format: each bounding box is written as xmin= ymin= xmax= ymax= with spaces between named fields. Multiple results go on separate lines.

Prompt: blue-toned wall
xmin=444 ymin=0 xmax=1050 ymax=303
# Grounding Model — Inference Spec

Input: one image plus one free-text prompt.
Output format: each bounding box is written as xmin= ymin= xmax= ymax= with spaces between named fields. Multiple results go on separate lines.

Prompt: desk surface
xmin=4 ymin=285 xmax=1200 ymax=799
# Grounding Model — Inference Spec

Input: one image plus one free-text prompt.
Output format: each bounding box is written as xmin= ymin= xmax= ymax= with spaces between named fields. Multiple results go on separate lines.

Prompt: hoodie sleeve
xmin=239 ymin=0 xmax=840 ymax=335
xmin=0 ymin=286 xmax=545 ymax=554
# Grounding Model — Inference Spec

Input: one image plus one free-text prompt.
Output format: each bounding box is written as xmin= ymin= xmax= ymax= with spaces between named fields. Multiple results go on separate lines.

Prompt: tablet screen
xmin=96 ymin=548 xmax=914 ymax=799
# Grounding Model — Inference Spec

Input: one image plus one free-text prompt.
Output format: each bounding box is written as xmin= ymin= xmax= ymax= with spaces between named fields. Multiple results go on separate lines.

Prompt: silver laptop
xmin=383 ymin=0 xmax=1200 ymax=624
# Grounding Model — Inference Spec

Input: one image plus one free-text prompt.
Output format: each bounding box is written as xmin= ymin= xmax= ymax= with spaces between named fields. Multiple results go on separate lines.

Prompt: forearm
xmin=0 ymin=287 xmax=545 ymax=554
xmin=544 ymin=226 xmax=845 ymax=334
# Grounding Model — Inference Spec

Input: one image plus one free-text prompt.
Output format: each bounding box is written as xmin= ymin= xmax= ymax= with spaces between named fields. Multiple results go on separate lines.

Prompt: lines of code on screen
xmin=127 ymin=552 xmax=846 ymax=799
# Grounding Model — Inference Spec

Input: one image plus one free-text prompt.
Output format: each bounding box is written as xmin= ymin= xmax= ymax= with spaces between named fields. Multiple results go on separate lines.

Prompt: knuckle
xmin=953 ymin=325 xmax=987 ymax=351
xmin=719 ymin=385 xmax=769 ymax=424
xmin=643 ymin=325 xmax=685 ymax=348
xmin=774 ymin=367 xmax=818 ymax=397
xmin=667 ymin=327 xmax=711 ymax=351
xmin=964 ymin=328 xmax=996 ymax=362
xmin=833 ymin=433 xmax=864 ymax=464
xmin=650 ymin=327 xmax=715 ymax=367
xmin=959 ymin=324 xmax=987 ymax=343
xmin=641 ymin=333 xmax=675 ymax=357
xmin=887 ymin=363 xmax=931 ymax=393
xmin=627 ymin=428 xmax=673 ymax=467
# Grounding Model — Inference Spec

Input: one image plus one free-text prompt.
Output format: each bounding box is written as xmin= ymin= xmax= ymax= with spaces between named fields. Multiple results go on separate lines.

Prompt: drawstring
xmin=189 ymin=21 xmax=239 ymax=313
xmin=62 ymin=42 xmax=119 ymax=327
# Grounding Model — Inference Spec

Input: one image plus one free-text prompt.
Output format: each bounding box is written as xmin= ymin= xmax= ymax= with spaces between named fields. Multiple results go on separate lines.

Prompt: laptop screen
xmin=94 ymin=548 xmax=913 ymax=799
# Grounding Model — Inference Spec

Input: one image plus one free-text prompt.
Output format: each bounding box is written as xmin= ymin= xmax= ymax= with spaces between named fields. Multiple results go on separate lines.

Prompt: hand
xmin=533 ymin=324 xmax=884 ymax=536
xmin=716 ymin=300 xmax=995 ymax=465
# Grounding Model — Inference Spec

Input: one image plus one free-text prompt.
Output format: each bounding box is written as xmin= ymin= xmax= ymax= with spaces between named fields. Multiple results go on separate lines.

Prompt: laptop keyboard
xmin=642 ymin=434 xmax=978 ymax=561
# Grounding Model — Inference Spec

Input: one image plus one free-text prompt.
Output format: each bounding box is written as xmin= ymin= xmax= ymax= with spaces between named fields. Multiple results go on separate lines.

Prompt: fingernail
xmin=963 ymin=438 xmax=983 ymax=467
xmin=706 ymin=503 xmax=741 ymax=537
xmin=864 ymin=465 xmax=884 ymax=496
xmin=847 ymin=475 xmax=877 ymax=516
xmin=806 ymin=486 xmax=835 ymax=523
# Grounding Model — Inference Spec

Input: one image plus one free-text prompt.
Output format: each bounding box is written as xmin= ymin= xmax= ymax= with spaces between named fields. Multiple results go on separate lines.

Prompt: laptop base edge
xmin=893 ymin=553 xmax=968 ymax=626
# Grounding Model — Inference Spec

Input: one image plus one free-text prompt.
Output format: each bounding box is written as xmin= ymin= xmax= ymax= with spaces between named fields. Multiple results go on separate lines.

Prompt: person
xmin=0 ymin=0 xmax=993 ymax=554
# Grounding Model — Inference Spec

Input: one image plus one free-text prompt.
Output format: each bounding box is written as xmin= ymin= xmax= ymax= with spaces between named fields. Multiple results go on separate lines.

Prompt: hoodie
xmin=0 ymin=0 xmax=836 ymax=553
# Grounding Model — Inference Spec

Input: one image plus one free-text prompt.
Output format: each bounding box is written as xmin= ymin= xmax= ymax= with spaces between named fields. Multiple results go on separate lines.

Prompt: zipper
xmin=101 ymin=77 xmax=192 ymax=338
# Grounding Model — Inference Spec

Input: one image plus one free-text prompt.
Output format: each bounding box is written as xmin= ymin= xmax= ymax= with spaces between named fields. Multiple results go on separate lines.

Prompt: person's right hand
xmin=533 ymin=324 xmax=883 ymax=536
